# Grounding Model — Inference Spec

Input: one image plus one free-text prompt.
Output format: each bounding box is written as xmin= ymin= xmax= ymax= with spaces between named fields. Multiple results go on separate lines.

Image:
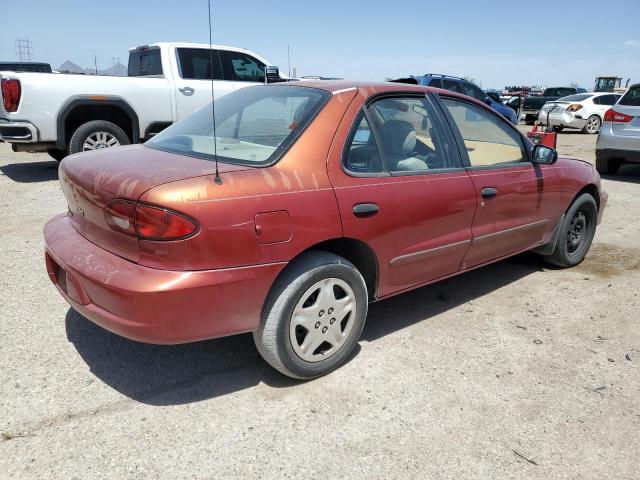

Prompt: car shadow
xmin=66 ymin=253 xmax=543 ymax=405
xmin=600 ymin=163 xmax=640 ymax=184
xmin=0 ymin=160 xmax=59 ymax=183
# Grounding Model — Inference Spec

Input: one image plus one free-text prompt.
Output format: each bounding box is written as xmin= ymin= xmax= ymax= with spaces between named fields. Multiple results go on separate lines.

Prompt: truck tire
xmin=69 ymin=120 xmax=130 ymax=155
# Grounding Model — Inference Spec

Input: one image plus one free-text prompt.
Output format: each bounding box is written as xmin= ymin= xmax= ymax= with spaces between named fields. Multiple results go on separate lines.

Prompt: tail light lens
xmin=566 ymin=103 xmax=583 ymax=112
xmin=1 ymin=79 xmax=21 ymax=112
xmin=604 ymin=108 xmax=633 ymax=123
xmin=104 ymin=199 xmax=198 ymax=240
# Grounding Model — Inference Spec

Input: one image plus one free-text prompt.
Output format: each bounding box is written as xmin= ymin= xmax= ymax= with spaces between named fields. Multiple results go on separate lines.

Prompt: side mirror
xmin=532 ymin=144 xmax=558 ymax=165
xmin=265 ymin=65 xmax=280 ymax=84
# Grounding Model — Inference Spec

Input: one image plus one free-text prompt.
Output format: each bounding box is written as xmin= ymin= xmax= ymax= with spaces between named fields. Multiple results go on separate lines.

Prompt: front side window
xmin=147 ymin=85 xmax=329 ymax=166
xmin=221 ymin=51 xmax=265 ymax=82
xmin=442 ymin=98 xmax=526 ymax=167
xmin=177 ymin=48 xmax=223 ymax=80
xmin=343 ymin=96 xmax=455 ymax=175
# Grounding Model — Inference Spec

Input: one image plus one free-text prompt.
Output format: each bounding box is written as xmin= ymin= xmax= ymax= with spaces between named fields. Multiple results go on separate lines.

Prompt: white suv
xmin=595 ymin=84 xmax=640 ymax=174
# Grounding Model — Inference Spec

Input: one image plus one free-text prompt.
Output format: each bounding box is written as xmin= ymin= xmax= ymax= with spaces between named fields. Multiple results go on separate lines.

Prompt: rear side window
xmin=220 ymin=51 xmax=265 ymax=82
xmin=619 ymin=86 xmax=640 ymax=106
xmin=343 ymin=96 xmax=456 ymax=175
xmin=177 ymin=48 xmax=223 ymax=80
xmin=128 ymin=49 xmax=163 ymax=77
xmin=442 ymin=79 xmax=465 ymax=94
xmin=426 ymin=78 xmax=442 ymax=88
xmin=442 ymin=98 xmax=525 ymax=167
xmin=462 ymin=82 xmax=486 ymax=101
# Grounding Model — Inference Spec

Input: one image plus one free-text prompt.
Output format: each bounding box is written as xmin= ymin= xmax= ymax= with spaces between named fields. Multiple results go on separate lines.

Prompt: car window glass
xmin=220 ymin=51 xmax=265 ymax=82
xmin=427 ymin=78 xmax=442 ymax=88
xmin=368 ymin=97 xmax=453 ymax=172
xmin=177 ymin=48 xmax=223 ymax=80
xmin=343 ymin=113 xmax=383 ymax=174
xmin=442 ymin=79 xmax=465 ymax=94
xmin=601 ymin=94 xmax=619 ymax=105
xmin=462 ymin=82 xmax=485 ymax=101
xmin=619 ymin=86 xmax=640 ymax=106
xmin=592 ymin=96 xmax=601 ymax=105
xmin=128 ymin=48 xmax=163 ymax=77
xmin=442 ymin=98 xmax=525 ymax=167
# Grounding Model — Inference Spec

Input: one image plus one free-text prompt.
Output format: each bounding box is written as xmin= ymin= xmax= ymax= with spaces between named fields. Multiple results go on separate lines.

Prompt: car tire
xmin=596 ymin=156 xmax=621 ymax=175
xmin=68 ymin=120 xmax=130 ymax=155
xmin=47 ymin=149 xmax=66 ymax=162
xmin=582 ymin=115 xmax=601 ymax=134
xmin=253 ymin=251 xmax=368 ymax=379
xmin=544 ymin=193 xmax=597 ymax=268
xmin=552 ymin=126 xmax=564 ymax=133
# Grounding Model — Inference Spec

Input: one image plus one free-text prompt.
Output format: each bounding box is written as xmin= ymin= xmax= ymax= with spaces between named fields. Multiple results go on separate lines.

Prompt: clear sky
xmin=2 ymin=0 xmax=639 ymax=89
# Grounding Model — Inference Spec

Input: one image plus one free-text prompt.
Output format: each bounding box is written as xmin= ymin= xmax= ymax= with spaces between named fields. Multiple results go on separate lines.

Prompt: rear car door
xmin=173 ymin=47 xmax=235 ymax=120
xmin=438 ymin=95 xmax=562 ymax=268
xmin=327 ymin=92 xmax=477 ymax=298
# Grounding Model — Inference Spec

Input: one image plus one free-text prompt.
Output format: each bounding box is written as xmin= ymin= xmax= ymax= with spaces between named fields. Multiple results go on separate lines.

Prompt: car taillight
xmin=604 ymin=108 xmax=633 ymax=123
xmin=104 ymin=199 xmax=198 ymax=241
xmin=1 ymin=79 xmax=21 ymax=112
xmin=566 ymin=103 xmax=582 ymax=112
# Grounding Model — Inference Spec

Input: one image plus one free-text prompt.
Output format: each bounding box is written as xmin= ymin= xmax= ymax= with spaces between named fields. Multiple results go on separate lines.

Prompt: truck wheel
xmin=69 ymin=120 xmax=130 ymax=155
xmin=582 ymin=115 xmax=601 ymax=134
xmin=47 ymin=149 xmax=66 ymax=162
xmin=595 ymin=156 xmax=621 ymax=175
xmin=253 ymin=251 xmax=368 ymax=379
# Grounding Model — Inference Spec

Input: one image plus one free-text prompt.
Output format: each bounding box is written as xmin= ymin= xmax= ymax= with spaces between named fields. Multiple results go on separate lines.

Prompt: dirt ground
xmin=0 ymin=129 xmax=638 ymax=479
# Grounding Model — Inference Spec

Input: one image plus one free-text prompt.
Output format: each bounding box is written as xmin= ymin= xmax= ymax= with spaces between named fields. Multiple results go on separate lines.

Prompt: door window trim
xmin=341 ymin=92 xmax=465 ymax=178
xmin=432 ymin=93 xmax=533 ymax=170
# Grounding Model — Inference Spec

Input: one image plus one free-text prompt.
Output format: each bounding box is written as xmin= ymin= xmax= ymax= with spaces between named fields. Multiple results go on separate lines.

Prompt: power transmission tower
xmin=111 ymin=57 xmax=121 ymax=76
xmin=15 ymin=39 xmax=34 ymax=62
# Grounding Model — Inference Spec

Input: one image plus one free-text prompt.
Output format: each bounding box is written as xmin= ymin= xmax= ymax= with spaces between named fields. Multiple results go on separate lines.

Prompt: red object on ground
xmin=527 ymin=122 xmax=557 ymax=149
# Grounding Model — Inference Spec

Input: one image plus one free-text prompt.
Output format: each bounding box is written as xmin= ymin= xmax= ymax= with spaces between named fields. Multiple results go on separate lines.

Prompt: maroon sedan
xmin=44 ymin=81 xmax=607 ymax=379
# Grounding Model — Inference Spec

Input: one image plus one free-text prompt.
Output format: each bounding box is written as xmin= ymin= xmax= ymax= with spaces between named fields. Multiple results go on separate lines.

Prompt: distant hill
xmin=57 ymin=60 xmax=127 ymax=76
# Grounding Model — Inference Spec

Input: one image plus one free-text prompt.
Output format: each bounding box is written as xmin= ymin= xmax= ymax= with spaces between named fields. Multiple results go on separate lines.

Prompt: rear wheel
xmin=544 ymin=193 xmax=597 ymax=268
xmin=69 ymin=120 xmax=130 ymax=155
xmin=596 ymin=156 xmax=621 ymax=175
xmin=253 ymin=251 xmax=368 ymax=379
xmin=582 ymin=115 xmax=601 ymax=134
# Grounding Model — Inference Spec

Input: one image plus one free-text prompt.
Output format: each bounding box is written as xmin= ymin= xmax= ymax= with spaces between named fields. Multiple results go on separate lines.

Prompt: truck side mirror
xmin=265 ymin=65 xmax=280 ymax=84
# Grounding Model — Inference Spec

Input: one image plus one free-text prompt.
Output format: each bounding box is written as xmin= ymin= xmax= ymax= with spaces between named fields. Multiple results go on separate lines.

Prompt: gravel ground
xmin=1 ymin=130 xmax=638 ymax=479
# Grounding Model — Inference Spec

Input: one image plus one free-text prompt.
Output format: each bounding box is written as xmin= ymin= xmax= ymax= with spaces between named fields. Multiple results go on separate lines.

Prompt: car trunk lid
xmin=59 ymin=144 xmax=250 ymax=262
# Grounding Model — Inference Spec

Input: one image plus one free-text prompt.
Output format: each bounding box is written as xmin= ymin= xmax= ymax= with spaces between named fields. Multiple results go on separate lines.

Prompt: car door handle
xmin=352 ymin=203 xmax=379 ymax=218
xmin=481 ymin=187 xmax=498 ymax=198
xmin=179 ymin=86 xmax=195 ymax=96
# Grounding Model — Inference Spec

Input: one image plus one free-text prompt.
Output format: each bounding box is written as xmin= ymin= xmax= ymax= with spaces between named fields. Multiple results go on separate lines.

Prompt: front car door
xmin=173 ymin=47 xmax=235 ymax=120
xmin=437 ymin=95 xmax=563 ymax=268
xmin=327 ymin=91 xmax=477 ymax=298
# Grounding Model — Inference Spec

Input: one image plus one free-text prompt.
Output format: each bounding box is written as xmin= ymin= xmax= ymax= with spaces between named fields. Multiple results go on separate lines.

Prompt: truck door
xmin=173 ymin=47 xmax=236 ymax=121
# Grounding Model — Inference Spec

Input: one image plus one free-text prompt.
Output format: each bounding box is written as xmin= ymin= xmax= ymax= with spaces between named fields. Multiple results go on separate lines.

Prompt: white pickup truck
xmin=0 ymin=42 xmax=283 ymax=160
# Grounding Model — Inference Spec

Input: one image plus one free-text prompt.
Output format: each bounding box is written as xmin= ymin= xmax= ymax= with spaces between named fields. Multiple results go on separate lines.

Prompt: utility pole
xmin=15 ymin=39 xmax=34 ymax=62
xmin=94 ymin=55 xmax=98 ymax=75
xmin=287 ymin=45 xmax=291 ymax=78
xmin=111 ymin=57 xmax=120 ymax=76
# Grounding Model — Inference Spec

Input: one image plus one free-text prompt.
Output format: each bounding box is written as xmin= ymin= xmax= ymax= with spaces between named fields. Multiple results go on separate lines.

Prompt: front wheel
xmin=582 ymin=115 xmax=601 ymax=134
xmin=253 ymin=251 xmax=368 ymax=379
xmin=544 ymin=193 xmax=597 ymax=268
xmin=68 ymin=120 xmax=130 ymax=155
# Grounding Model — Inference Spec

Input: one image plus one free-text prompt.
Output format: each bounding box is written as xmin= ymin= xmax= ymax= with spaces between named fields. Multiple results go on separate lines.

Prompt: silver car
xmin=596 ymin=84 xmax=640 ymax=174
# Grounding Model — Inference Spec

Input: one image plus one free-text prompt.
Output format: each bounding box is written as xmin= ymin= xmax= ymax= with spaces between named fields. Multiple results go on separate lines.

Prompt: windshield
xmin=147 ymin=85 xmax=330 ymax=166
xmin=558 ymin=94 xmax=592 ymax=102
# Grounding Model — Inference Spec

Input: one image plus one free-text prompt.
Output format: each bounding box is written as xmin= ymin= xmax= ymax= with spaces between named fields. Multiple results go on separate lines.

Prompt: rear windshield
xmin=544 ymin=88 xmax=575 ymax=97
xmin=147 ymin=85 xmax=330 ymax=166
xmin=128 ymin=48 xmax=163 ymax=77
xmin=619 ymin=86 xmax=640 ymax=106
xmin=558 ymin=94 xmax=592 ymax=102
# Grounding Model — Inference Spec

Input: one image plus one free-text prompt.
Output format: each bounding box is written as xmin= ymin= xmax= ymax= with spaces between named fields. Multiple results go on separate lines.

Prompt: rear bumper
xmin=596 ymin=148 xmax=640 ymax=164
xmin=538 ymin=112 xmax=585 ymax=129
xmin=0 ymin=118 xmax=39 ymax=142
xmin=44 ymin=214 xmax=286 ymax=344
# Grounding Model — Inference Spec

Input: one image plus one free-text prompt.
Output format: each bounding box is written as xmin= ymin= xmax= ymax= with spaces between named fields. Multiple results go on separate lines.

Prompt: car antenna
xmin=207 ymin=0 xmax=222 ymax=185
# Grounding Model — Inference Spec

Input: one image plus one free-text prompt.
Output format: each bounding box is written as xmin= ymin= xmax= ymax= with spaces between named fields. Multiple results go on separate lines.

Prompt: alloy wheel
xmin=289 ymin=278 xmax=356 ymax=362
xmin=83 ymin=131 xmax=121 ymax=151
xmin=585 ymin=116 xmax=600 ymax=134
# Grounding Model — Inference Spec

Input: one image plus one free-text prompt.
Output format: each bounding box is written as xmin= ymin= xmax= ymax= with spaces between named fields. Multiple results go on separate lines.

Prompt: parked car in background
xmin=510 ymin=87 xmax=587 ymax=124
xmin=538 ymin=92 xmax=622 ymax=134
xmin=44 ymin=81 xmax=606 ymax=379
xmin=0 ymin=43 xmax=284 ymax=161
xmin=596 ymin=83 xmax=640 ymax=174
xmin=0 ymin=61 xmax=52 ymax=73
xmin=390 ymin=74 xmax=518 ymax=124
